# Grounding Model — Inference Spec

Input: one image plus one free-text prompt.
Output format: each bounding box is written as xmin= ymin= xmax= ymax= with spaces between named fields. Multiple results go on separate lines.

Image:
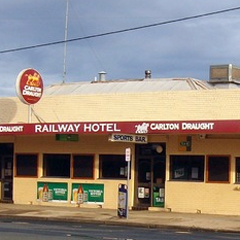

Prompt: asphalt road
xmin=1 ymin=219 xmax=240 ymax=240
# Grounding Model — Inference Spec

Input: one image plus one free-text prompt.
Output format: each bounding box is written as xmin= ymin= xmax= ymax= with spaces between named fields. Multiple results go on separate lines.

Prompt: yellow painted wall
xmin=165 ymin=182 xmax=240 ymax=215
xmin=33 ymin=89 xmax=240 ymax=122
xmin=8 ymin=132 xmax=240 ymax=215
xmin=13 ymin=134 xmax=135 ymax=209
xmin=165 ymin=135 xmax=240 ymax=215
xmin=3 ymin=88 xmax=240 ymax=124
xmin=11 ymin=133 xmax=240 ymax=215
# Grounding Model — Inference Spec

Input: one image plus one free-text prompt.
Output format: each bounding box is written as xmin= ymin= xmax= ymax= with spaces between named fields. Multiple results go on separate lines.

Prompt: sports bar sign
xmin=1 ymin=120 xmax=240 ymax=135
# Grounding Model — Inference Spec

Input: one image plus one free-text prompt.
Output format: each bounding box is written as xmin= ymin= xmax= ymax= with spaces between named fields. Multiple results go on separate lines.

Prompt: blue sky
xmin=1 ymin=0 xmax=240 ymax=96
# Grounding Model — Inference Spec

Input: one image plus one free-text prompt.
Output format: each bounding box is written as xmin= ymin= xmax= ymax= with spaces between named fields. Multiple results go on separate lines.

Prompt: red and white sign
xmin=0 ymin=120 xmax=240 ymax=136
xmin=125 ymin=148 xmax=131 ymax=162
xmin=16 ymin=68 xmax=44 ymax=105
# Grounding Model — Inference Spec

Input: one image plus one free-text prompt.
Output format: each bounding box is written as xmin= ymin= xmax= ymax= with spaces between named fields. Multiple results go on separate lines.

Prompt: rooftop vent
xmin=145 ymin=70 xmax=151 ymax=79
xmin=98 ymin=71 xmax=106 ymax=81
xmin=209 ymin=64 xmax=240 ymax=83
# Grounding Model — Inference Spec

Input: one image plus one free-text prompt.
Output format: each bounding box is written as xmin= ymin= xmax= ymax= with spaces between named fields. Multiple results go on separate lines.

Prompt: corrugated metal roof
xmin=43 ymin=78 xmax=214 ymax=96
xmin=209 ymin=81 xmax=240 ymax=89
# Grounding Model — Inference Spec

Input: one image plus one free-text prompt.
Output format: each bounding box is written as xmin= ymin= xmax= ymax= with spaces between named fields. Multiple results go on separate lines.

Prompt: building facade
xmin=1 ymin=65 xmax=240 ymax=215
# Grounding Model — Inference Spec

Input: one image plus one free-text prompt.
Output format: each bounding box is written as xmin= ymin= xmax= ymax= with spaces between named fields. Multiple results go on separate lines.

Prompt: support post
xmin=28 ymin=105 xmax=32 ymax=123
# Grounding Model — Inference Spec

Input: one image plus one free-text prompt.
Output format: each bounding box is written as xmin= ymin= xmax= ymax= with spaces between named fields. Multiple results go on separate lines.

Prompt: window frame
xmin=15 ymin=153 xmax=38 ymax=177
xmin=170 ymin=155 xmax=205 ymax=182
xmin=72 ymin=154 xmax=94 ymax=179
xmin=206 ymin=155 xmax=230 ymax=183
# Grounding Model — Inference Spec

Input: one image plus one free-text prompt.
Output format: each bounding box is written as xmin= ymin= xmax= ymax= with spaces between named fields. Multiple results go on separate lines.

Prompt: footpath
xmin=0 ymin=204 xmax=240 ymax=233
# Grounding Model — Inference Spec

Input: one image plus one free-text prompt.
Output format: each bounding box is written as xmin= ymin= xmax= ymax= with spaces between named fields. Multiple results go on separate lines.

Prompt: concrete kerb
xmin=1 ymin=205 xmax=240 ymax=233
xmin=0 ymin=213 xmax=219 ymax=233
xmin=0 ymin=214 xmax=237 ymax=234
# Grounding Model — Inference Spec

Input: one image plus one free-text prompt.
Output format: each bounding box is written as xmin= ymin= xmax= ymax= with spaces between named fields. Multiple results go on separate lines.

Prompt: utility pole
xmin=62 ymin=0 xmax=69 ymax=83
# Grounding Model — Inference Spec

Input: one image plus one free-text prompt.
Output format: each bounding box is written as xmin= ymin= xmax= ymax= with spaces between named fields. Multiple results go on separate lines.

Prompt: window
xmin=170 ymin=155 xmax=204 ymax=181
xmin=43 ymin=154 xmax=70 ymax=178
xmin=236 ymin=158 xmax=240 ymax=183
xmin=99 ymin=155 xmax=130 ymax=179
xmin=16 ymin=154 xmax=38 ymax=177
xmin=73 ymin=155 xmax=94 ymax=178
xmin=207 ymin=155 xmax=230 ymax=183
xmin=136 ymin=143 xmax=166 ymax=156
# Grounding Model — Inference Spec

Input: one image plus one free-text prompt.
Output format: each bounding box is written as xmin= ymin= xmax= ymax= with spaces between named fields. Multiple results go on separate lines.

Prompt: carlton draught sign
xmin=16 ymin=68 xmax=44 ymax=105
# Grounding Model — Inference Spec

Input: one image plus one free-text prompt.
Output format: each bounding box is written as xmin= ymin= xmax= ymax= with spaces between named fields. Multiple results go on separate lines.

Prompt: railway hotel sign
xmin=0 ymin=120 xmax=240 ymax=136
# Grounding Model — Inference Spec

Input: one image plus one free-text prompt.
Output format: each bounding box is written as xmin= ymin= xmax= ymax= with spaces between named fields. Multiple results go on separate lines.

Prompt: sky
xmin=1 ymin=0 xmax=240 ymax=97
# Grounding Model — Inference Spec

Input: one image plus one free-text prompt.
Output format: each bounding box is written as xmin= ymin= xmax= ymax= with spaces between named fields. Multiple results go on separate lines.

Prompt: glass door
xmin=1 ymin=156 xmax=13 ymax=202
xmin=135 ymin=143 xmax=166 ymax=208
xmin=137 ymin=158 xmax=151 ymax=205
xmin=152 ymin=157 xmax=165 ymax=207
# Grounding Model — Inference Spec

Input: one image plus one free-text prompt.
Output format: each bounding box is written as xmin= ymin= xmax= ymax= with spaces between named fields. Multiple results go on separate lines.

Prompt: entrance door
xmin=135 ymin=143 xmax=166 ymax=208
xmin=0 ymin=143 xmax=14 ymax=203
xmin=137 ymin=158 xmax=151 ymax=205
xmin=1 ymin=156 xmax=13 ymax=202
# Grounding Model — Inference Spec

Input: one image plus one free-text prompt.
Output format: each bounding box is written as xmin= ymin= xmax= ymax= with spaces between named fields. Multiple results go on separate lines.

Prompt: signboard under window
xmin=37 ymin=182 xmax=68 ymax=202
xmin=71 ymin=183 xmax=104 ymax=204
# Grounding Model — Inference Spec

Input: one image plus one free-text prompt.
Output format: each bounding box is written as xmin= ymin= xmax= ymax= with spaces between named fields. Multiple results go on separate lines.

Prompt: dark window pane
xmin=207 ymin=156 xmax=229 ymax=182
xmin=43 ymin=154 xmax=70 ymax=178
xmin=99 ymin=155 xmax=129 ymax=179
xmin=138 ymin=159 xmax=151 ymax=183
xmin=137 ymin=143 xmax=166 ymax=156
xmin=73 ymin=155 xmax=94 ymax=178
xmin=16 ymin=154 xmax=38 ymax=177
xmin=170 ymin=155 xmax=204 ymax=181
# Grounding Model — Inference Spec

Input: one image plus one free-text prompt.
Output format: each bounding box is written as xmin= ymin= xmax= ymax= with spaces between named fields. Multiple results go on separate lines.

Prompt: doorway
xmin=135 ymin=143 xmax=166 ymax=208
xmin=0 ymin=143 xmax=14 ymax=203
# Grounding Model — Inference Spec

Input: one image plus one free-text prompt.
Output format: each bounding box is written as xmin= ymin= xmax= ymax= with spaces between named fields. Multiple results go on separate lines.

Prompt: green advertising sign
xmin=37 ymin=182 xmax=68 ymax=202
xmin=153 ymin=187 xmax=165 ymax=207
xmin=71 ymin=183 xmax=104 ymax=204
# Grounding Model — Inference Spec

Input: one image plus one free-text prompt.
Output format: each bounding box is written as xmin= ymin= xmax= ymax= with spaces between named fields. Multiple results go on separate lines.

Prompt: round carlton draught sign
xmin=16 ymin=68 xmax=44 ymax=105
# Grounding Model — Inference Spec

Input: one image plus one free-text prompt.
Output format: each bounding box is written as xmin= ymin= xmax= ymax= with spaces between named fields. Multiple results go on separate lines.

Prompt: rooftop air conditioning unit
xmin=209 ymin=64 xmax=240 ymax=83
